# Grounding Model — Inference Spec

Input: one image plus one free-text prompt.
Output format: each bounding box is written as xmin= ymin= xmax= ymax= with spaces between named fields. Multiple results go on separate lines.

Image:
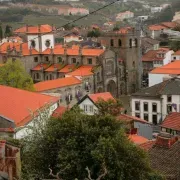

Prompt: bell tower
xmin=98 ymin=27 xmax=142 ymax=94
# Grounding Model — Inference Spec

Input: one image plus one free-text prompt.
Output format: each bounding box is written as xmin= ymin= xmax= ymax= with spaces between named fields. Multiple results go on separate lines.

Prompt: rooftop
xmin=0 ymin=85 xmax=58 ymax=127
xmin=132 ymin=78 xmax=180 ymax=97
xmin=173 ymin=50 xmax=180 ymax=56
xmin=128 ymin=134 xmax=149 ymax=145
xmin=161 ymin=112 xmax=180 ymax=131
xmin=34 ymin=76 xmax=81 ymax=92
xmin=148 ymin=24 xmax=168 ymax=31
xmin=51 ymin=106 xmax=67 ymax=118
xmin=88 ymin=92 xmax=115 ymax=103
xmin=150 ymin=60 xmax=180 ymax=74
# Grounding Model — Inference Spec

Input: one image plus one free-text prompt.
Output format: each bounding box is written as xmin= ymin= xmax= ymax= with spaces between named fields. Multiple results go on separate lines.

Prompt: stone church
xmin=0 ymin=24 xmax=142 ymax=97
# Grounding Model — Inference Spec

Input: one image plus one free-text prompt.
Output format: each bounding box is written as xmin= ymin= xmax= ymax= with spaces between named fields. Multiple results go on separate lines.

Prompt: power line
xmin=0 ymin=0 xmax=121 ymax=54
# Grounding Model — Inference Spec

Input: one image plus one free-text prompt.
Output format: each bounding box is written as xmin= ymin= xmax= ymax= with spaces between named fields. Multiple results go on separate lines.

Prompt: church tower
xmin=99 ymin=27 xmax=142 ymax=94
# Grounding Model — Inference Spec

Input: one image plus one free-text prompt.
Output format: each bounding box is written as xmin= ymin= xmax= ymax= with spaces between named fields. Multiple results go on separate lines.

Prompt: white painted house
xmin=171 ymin=50 xmax=180 ymax=61
xmin=149 ymin=60 xmax=180 ymax=87
xmin=0 ymin=85 xmax=59 ymax=139
xmin=78 ymin=92 xmax=115 ymax=115
xmin=131 ymin=78 xmax=180 ymax=124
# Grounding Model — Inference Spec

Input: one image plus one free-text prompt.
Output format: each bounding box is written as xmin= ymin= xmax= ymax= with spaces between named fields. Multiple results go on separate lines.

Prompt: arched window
xmin=118 ymin=39 xmax=122 ymax=47
xmin=45 ymin=40 xmax=51 ymax=48
xmin=129 ymin=39 xmax=132 ymax=48
xmin=110 ymin=39 xmax=114 ymax=47
xmin=135 ymin=38 xmax=138 ymax=47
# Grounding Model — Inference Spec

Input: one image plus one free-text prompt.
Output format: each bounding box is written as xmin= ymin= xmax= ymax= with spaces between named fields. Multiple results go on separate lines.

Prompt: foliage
xmin=169 ymin=40 xmax=180 ymax=51
xmin=21 ymin=107 xmax=162 ymax=180
xmin=87 ymin=29 xmax=101 ymax=38
xmin=173 ymin=25 xmax=180 ymax=32
xmin=0 ymin=59 xmax=35 ymax=91
xmin=95 ymin=99 xmax=123 ymax=116
xmin=113 ymin=26 xmax=119 ymax=31
xmin=0 ymin=24 xmax=3 ymax=40
xmin=4 ymin=25 xmax=12 ymax=37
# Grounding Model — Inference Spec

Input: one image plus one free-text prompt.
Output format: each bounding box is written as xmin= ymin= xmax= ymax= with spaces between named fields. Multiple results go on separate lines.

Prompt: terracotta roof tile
xmin=52 ymin=106 xmax=67 ymax=118
xmin=161 ymin=22 xmax=177 ymax=29
xmin=0 ymin=85 xmax=58 ymax=127
xmin=45 ymin=64 xmax=63 ymax=72
xmin=150 ymin=61 xmax=180 ymax=74
xmin=88 ymin=92 xmax=115 ymax=103
xmin=67 ymin=65 xmax=93 ymax=77
xmin=82 ymin=49 xmax=104 ymax=56
xmin=34 ymin=76 xmax=81 ymax=92
xmin=128 ymin=134 xmax=149 ymax=145
xmin=148 ymin=24 xmax=167 ymax=31
xmin=161 ymin=112 xmax=180 ymax=131
xmin=32 ymin=63 xmax=49 ymax=71
xmin=59 ymin=64 xmax=76 ymax=73
xmin=139 ymin=140 xmax=155 ymax=151
xmin=118 ymin=114 xmax=151 ymax=124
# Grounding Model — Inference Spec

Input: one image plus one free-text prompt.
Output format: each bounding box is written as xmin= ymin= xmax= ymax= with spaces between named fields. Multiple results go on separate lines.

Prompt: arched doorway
xmin=107 ymin=80 xmax=116 ymax=97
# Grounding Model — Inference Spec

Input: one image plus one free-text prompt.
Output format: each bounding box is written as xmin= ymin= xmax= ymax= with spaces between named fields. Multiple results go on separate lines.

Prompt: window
xmin=89 ymin=105 xmax=94 ymax=113
xmin=118 ymin=39 xmax=122 ymax=47
xmin=36 ymin=73 xmax=40 ymax=79
xmin=84 ymin=105 xmax=88 ymax=112
xmin=132 ymin=61 xmax=135 ymax=68
xmin=72 ymin=58 xmax=76 ymax=64
xmin=135 ymin=38 xmax=138 ymax=47
xmin=167 ymin=104 xmax=172 ymax=114
xmin=144 ymin=114 xmax=148 ymax=121
xmin=45 ymin=56 xmax=49 ymax=62
xmin=135 ymin=101 xmax=140 ymax=111
xmin=152 ymin=114 xmax=157 ymax=125
xmin=173 ymin=57 xmax=176 ymax=60
xmin=34 ymin=57 xmax=38 ymax=62
xmin=57 ymin=57 xmax=62 ymax=63
xmin=106 ymin=61 xmax=114 ymax=75
xmin=88 ymin=58 xmax=92 ymax=64
xmin=129 ymin=39 xmax=132 ymax=48
xmin=110 ymin=39 xmax=114 ymax=47
xmin=31 ymin=40 xmax=36 ymax=48
xmin=143 ymin=102 xmax=148 ymax=112
xmin=135 ymin=113 xmax=140 ymax=118
xmin=152 ymin=103 xmax=157 ymax=112
xmin=45 ymin=40 xmax=51 ymax=47
xmin=167 ymin=95 xmax=172 ymax=102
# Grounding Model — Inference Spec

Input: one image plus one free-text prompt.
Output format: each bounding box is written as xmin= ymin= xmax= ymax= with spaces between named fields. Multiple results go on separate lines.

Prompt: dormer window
xmin=58 ymin=57 xmax=62 ymax=63
xmin=45 ymin=40 xmax=51 ymax=48
xmin=31 ymin=40 xmax=36 ymax=48
xmin=72 ymin=58 xmax=76 ymax=64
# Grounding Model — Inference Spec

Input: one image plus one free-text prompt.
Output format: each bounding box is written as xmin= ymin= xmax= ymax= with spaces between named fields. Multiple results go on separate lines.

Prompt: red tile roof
xmin=14 ymin=24 xmax=54 ymax=34
xmin=88 ymin=92 xmax=115 ymax=103
xmin=150 ymin=60 xmax=180 ymax=74
xmin=0 ymin=85 xmax=59 ymax=127
xmin=161 ymin=22 xmax=177 ymax=29
xmin=52 ymin=106 xmax=67 ymax=118
xmin=67 ymin=65 xmax=93 ymax=77
xmin=118 ymin=27 xmax=133 ymax=34
xmin=32 ymin=63 xmax=49 ymax=71
xmin=82 ymin=49 xmax=105 ymax=56
xmin=173 ymin=50 xmax=180 ymax=56
xmin=128 ymin=134 xmax=149 ymax=145
xmin=42 ymin=44 xmax=65 ymax=55
xmin=161 ymin=112 xmax=180 ymax=131
xmin=59 ymin=64 xmax=76 ymax=73
xmin=118 ymin=114 xmax=151 ymax=124
xmin=148 ymin=24 xmax=168 ymax=31
xmin=45 ymin=64 xmax=63 ymax=72
xmin=34 ymin=76 xmax=81 ymax=92
xmin=139 ymin=140 xmax=155 ymax=151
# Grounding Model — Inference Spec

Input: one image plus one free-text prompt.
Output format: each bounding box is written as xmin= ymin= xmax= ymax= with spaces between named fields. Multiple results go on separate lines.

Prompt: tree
xmin=0 ymin=59 xmax=35 ymax=91
xmin=0 ymin=23 xmax=3 ymax=40
xmin=169 ymin=40 xmax=180 ymax=51
xmin=4 ymin=25 xmax=12 ymax=37
xmin=21 ymin=107 xmax=163 ymax=180
xmin=87 ymin=29 xmax=101 ymax=38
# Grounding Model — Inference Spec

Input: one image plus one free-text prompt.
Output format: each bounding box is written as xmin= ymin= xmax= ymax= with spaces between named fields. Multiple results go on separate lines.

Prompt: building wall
xmin=172 ymin=54 xmax=180 ymax=61
xmin=78 ymin=98 xmax=98 ymax=115
xmin=163 ymin=50 xmax=174 ymax=65
xmin=149 ymin=73 xmax=166 ymax=87
xmin=131 ymin=97 xmax=161 ymax=124
xmin=15 ymin=102 xmax=58 ymax=139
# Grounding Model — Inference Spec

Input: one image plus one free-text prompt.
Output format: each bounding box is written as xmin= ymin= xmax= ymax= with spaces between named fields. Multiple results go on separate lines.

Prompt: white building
xmin=116 ymin=11 xmax=134 ymax=21
xmin=0 ymin=85 xmax=59 ymax=139
xmin=137 ymin=16 xmax=149 ymax=22
xmin=131 ymin=77 xmax=180 ymax=124
xmin=149 ymin=60 xmax=180 ymax=87
xmin=64 ymin=34 xmax=83 ymax=43
xmin=171 ymin=50 xmax=180 ymax=61
xmin=151 ymin=7 xmax=162 ymax=13
xmin=78 ymin=92 xmax=115 ymax=115
xmin=148 ymin=24 xmax=167 ymax=39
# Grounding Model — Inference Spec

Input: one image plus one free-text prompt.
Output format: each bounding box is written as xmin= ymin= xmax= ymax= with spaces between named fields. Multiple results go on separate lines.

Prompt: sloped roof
xmin=45 ymin=64 xmax=63 ymax=72
xmin=139 ymin=140 xmax=155 ymax=151
xmin=0 ymin=85 xmax=58 ymax=127
xmin=132 ymin=78 xmax=180 ymax=97
xmin=148 ymin=24 xmax=167 ymax=31
xmin=128 ymin=134 xmax=149 ymax=145
xmin=161 ymin=112 xmax=180 ymax=131
xmin=59 ymin=64 xmax=76 ymax=73
xmin=161 ymin=22 xmax=177 ymax=29
xmin=150 ymin=60 xmax=180 ymax=74
xmin=52 ymin=106 xmax=67 ymax=118
xmin=34 ymin=77 xmax=81 ymax=92
xmin=173 ymin=50 xmax=180 ymax=56
xmin=88 ymin=92 xmax=115 ymax=103
xmin=32 ymin=63 xmax=49 ymax=71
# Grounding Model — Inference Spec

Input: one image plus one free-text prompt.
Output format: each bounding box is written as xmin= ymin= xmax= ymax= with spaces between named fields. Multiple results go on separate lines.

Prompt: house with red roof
xmin=142 ymin=48 xmax=174 ymax=76
xmin=0 ymin=85 xmax=59 ymax=139
xmin=77 ymin=92 xmax=115 ymax=115
xmin=160 ymin=112 xmax=180 ymax=136
xmin=171 ymin=49 xmax=180 ymax=61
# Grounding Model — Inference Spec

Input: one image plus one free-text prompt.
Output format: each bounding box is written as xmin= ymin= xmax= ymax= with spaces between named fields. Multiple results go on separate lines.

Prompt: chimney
xmin=155 ymin=132 xmax=178 ymax=148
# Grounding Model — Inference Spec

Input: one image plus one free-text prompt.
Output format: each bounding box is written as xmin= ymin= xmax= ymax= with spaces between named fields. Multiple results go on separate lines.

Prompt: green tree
xmin=4 ymin=25 xmax=12 ymax=37
xmin=87 ymin=29 xmax=101 ymax=38
xmin=0 ymin=24 xmax=3 ymax=40
xmin=21 ymin=107 xmax=163 ymax=180
xmin=0 ymin=59 xmax=35 ymax=91
xmin=169 ymin=40 xmax=180 ymax=51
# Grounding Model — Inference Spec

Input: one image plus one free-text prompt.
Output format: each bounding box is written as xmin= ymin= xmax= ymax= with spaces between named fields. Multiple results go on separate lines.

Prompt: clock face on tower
xmin=45 ymin=40 xmax=51 ymax=48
